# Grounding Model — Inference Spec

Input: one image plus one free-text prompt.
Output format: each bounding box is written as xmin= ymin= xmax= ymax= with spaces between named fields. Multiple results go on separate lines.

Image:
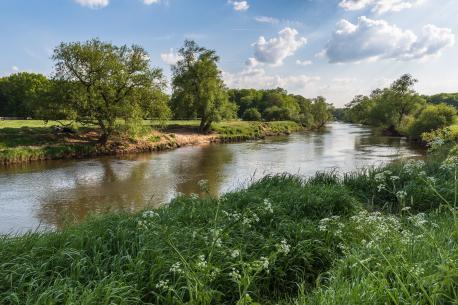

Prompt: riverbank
xmin=0 ymin=120 xmax=303 ymax=165
xmin=0 ymin=143 xmax=456 ymax=304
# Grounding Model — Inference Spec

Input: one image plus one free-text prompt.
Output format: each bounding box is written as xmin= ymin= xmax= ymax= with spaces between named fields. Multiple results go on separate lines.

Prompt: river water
xmin=0 ymin=122 xmax=424 ymax=234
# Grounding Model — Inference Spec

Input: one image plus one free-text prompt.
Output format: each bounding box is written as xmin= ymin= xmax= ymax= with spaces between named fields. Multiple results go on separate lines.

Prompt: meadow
xmin=1 ymin=141 xmax=456 ymax=304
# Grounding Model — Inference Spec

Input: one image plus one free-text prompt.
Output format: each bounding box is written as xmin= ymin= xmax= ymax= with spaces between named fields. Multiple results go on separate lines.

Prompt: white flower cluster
xmin=222 ymin=210 xmax=242 ymax=221
xmin=263 ymin=199 xmax=274 ymax=214
xmin=230 ymin=249 xmax=240 ymax=259
xmin=196 ymin=255 xmax=207 ymax=269
xmin=138 ymin=210 xmax=160 ymax=229
xmin=170 ymin=262 xmax=183 ymax=274
xmin=318 ymin=216 xmax=343 ymax=234
xmin=441 ymin=156 xmax=458 ymax=172
xmin=277 ymin=239 xmax=291 ymax=255
xmin=242 ymin=212 xmax=260 ymax=227
xmin=155 ymin=279 xmax=170 ymax=290
xmin=408 ymin=213 xmax=428 ymax=227
xmin=229 ymin=268 xmax=241 ymax=281
xmin=403 ymin=160 xmax=425 ymax=175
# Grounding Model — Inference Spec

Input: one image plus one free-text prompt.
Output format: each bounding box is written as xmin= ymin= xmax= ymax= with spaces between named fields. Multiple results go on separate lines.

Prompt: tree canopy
xmin=171 ymin=40 xmax=237 ymax=132
xmin=51 ymin=38 xmax=169 ymax=142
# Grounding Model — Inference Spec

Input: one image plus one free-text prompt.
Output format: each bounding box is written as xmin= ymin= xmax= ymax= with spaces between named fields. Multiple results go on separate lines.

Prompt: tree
xmin=0 ymin=72 xmax=51 ymax=118
xmin=171 ymin=40 xmax=236 ymax=132
xmin=311 ymin=96 xmax=333 ymax=128
xmin=407 ymin=104 xmax=457 ymax=139
xmin=52 ymin=38 xmax=168 ymax=143
xmin=242 ymin=108 xmax=262 ymax=121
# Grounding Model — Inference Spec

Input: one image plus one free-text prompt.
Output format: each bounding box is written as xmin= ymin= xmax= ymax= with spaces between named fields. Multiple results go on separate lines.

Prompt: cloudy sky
xmin=1 ymin=0 xmax=457 ymax=106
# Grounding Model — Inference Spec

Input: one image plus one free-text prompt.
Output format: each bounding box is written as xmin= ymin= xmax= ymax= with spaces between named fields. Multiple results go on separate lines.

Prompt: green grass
xmin=0 ymin=120 xmax=303 ymax=164
xmin=1 ymin=145 xmax=457 ymax=304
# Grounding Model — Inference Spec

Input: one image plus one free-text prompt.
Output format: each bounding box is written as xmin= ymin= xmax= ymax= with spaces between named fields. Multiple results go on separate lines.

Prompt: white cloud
xmin=339 ymin=0 xmax=426 ymax=14
xmin=228 ymin=0 xmax=250 ymax=11
xmin=254 ymin=16 xmax=279 ymax=24
xmin=160 ymin=49 xmax=183 ymax=65
xmin=143 ymin=0 xmax=160 ymax=4
xmin=75 ymin=0 xmax=109 ymax=9
xmin=12 ymin=66 xmax=19 ymax=72
xmin=223 ymin=67 xmax=319 ymax=92
xmin=296 ymin=59 xmax=312 ymax=66
xmin=251 ymin=27 xmax=307 ymax=67
xmin=324 ymin=16 xmax=455 ymax=63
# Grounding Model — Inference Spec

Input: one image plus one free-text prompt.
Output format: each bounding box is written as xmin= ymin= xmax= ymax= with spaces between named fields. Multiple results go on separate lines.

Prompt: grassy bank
xmin=1 ymin=144 xmax=457 ymax=304
xmin=0 ymin=120 xmax=303 ymax=165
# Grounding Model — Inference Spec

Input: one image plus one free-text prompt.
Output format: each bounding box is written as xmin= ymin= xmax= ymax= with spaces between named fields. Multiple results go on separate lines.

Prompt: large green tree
xmin=171 ymin=40 xmax=236 ymax=132
xmin=52 ymin=38 xmax=168 ymax=143
xmin=0 ymin=72 xmax=51 ymax=117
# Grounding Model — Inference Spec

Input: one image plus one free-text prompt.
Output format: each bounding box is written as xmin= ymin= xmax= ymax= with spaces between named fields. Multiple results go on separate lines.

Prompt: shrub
xmin=407 ymin=104 xmax=456 ymax=140
xmin=241 ymin=108 xmax=262 ymax=121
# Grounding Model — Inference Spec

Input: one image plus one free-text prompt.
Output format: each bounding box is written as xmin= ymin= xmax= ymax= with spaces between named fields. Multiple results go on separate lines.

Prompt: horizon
xmin=1 ymin=0 xmax=458 ymax=106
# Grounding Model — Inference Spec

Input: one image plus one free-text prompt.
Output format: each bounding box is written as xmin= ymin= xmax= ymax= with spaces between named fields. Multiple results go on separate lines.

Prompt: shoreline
xmin=0 ymin=121 xmax=304 ymax=165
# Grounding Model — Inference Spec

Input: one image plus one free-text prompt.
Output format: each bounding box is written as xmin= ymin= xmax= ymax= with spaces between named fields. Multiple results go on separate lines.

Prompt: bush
xmin=241 ymin=108 xmax=262 ymax=121
xmin=407 ymin=104 xmax=456 ymax=140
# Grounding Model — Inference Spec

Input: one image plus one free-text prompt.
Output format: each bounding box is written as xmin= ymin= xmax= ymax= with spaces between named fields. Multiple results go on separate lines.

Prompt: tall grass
xmin=0 ymin=146 xmax=457 ymax=304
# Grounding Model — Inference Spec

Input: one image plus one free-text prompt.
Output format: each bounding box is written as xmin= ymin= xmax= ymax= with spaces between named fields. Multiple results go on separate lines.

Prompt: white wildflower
xmin=263 ymin=199 xmax=274 ymax=213
xmin=229 ymin=268 xmax=241 ymax=281
xmin=155 ymin=280 xmax=170 ymax=290
xmin=277 ymin=239 xmax=291 ymax=255
xmin=170 ymin=262 xmax=183 ymax=274
xmin=230 ymin=249 xmax=240 ymax=259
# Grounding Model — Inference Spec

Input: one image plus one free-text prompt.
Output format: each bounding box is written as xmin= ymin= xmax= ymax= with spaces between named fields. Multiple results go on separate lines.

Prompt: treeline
xmin=341 ymin=74 xmax=457 ymax=140
xmin=0 ymin=39 xmax=333 ymax=142
xmin=227 ymin=88 xmax=333 ymax=129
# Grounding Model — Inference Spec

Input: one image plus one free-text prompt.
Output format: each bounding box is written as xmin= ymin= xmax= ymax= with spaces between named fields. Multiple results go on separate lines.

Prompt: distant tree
xmin=52 ymin=38 xmax=168 ymax=143
xmin=171 ymin=40 xmax=237 ymax=132
xmin=311 ymin=96 xmax=333 ymax=128
xmin=0 ymin=72 xmax=51 ymax=117
xmin=242 ymin=108 xmax=262 ymax=121
xmin=426 ymin=93 xmax=458 ymax=108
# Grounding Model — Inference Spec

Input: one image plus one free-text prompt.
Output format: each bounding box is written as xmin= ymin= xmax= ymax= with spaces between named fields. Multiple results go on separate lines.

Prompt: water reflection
xmin=0 ymin=122 xmax=423 ymax=234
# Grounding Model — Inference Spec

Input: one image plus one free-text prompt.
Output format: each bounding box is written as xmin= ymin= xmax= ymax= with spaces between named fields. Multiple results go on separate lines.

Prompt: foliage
xmin=0 ymin=72 xmax=51 ymax=118
xmin=51 ymin=38 xmax=169 ymax=143
xmin=343 ymin=74 xmax=428 ymax=137
xmin=171 ymin=40 xmax=237 ymax=132
xmin=228 ymin=88 xmax=333 ymax=128
xmin=241 ymin=108 xmax=262 ymax=121
xmin=426 ymin=92 xmax=458 ymax=108
xmin=407 ymin=103 xmax=457 ymax=140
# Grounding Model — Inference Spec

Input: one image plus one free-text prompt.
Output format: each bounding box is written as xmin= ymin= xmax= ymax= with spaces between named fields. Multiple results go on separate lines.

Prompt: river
xmin=0 ymin=122 xmax=424 ymax=234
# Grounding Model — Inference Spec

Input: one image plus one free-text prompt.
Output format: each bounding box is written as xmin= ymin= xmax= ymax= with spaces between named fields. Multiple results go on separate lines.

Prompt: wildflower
xmin=277 ymin=239 xmax=291 ymax=255
xmin=143 ymin=210 xmax=159 ymax=218
xmin=403 ymin=160 xmax=425 ymax=175
xmin=426 ymin=176 xmax=437 ymax=185
xmin=170 ymin=262 xmax=183 ymax=274
xmin=230 ymin=249 xmax=240 ymax=259
xmin=259 ymin=257 xmax=269 ymax=270
xmin=396 ymin=191 xmax=407 ymax=200
xmin=390 ymin=176 xmax=400 ymax=181
xmin=190 ymin=193 xmax=199 ymax=200
xmin=196 ymin=255 xmax=207 ymax=268
xmin=229 ymin=268 xmax=241 ymax=281
xmin=441 ymin=156 xmax=458 ymax=172
xmin=401 ymin=206 xmax=411 ymax=212
xmin=155 ymin=280 xmax=170 ymax=290
xmin=374 ymin=173 xmax=385 ymax=182
xmin=263 ymin=199 xmax=274 ymax=213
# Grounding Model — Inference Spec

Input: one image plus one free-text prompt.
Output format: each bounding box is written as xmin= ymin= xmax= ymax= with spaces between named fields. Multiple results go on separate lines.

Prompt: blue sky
xmin=1 ymin=0 xmax=457 ymax=106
